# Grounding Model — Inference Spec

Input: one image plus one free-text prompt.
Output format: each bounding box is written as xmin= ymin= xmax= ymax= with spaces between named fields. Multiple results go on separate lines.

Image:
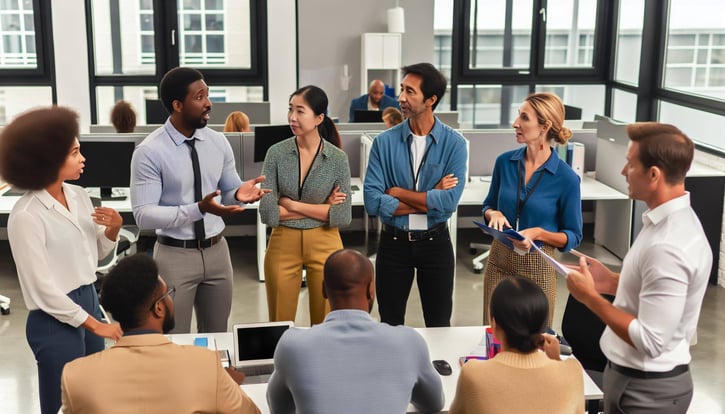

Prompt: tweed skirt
xmin=482 ymin=239 xmax=558 ymax=326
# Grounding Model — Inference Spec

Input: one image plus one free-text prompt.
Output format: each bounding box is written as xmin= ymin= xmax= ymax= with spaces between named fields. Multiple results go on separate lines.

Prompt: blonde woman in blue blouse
xmin=260 ymin=86 xmax=352 ymax=325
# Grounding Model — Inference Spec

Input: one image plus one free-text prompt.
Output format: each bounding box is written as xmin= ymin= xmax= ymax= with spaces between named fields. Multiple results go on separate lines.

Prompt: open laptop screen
xmin=233 ymin=322 xmax=293 ymax=367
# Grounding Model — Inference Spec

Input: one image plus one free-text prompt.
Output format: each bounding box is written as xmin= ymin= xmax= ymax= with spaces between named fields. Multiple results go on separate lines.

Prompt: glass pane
xmin=433 ymin=0 xmax=453 ymax=76
xmin=659 ymin=101 xmax=725 ymax=151
xmin=95 ymin=86 xmax=157 ymax=125
xmin=91 ymin=0 xmax=155 ymax=75
xmin=178 ymin=0 xmax=251 ymax=68
xmin=615 ymin=0 xmax=644 ymax=85
xmin=535 ymin=84 xmax=605 ymax=121
xmin=664 ymin=0 xmax=725 ymax=102
xmin=468 ymin=0 xmax=533 ymax=70
xmin=206 ymin=13 xmax=223 ymax=30
xmin=544 ymin=0 xmax=598 ymax=68
xmin=0 ymin=86 xmax=53 ymax=124
xmin=0 ymin=0 xmax=36 ymax=69
xmin=184 ymin=13 xmax=201 ymax=30
xmin=612 ymin=89 xmax=637 ymax=123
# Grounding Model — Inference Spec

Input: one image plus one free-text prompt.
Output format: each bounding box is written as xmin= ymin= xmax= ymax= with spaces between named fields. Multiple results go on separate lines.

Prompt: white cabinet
xmin=361 ymin=33 xmax=401 ymax=94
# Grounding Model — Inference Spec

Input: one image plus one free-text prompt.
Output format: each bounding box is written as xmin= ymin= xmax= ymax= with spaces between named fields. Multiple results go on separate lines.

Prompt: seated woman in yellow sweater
xmin=450 ymin=277 xmax=584 ymax=414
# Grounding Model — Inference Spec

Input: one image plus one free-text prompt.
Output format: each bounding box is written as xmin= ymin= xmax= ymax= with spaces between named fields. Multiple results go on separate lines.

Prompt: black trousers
xmin=375 ymin=228 xmax=455 ymax=327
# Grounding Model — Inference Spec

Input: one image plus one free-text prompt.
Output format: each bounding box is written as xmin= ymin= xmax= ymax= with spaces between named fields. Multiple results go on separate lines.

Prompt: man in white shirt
xmin=566 ymin=122 xmax=712 ymax=414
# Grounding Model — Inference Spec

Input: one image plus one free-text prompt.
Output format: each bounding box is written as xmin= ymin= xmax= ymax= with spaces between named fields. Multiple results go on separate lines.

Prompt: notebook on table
xmin=232 ymin=321 xmax=293 ymax=383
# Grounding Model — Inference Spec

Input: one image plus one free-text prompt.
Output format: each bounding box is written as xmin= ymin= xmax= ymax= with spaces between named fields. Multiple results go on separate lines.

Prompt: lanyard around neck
xmin=296 ymin=137 xmax=323 ymax=199
xmin=408 ymin=136 xmax=432 ymax=190
xmin=515 ymin=157 xmax=546 ymax=230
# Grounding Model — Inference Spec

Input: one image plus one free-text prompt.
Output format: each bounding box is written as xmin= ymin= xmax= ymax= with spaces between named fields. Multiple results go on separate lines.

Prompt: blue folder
xmin=473 ymin=220 xmax=542 ymax=251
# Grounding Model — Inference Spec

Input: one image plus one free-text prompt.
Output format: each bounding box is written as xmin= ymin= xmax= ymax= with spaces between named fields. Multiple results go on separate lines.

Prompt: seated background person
xmin=382 ymin=107 xmax=403 ymax=128
xmin=60 ymin=254 xmax=260 ymax=414
xmin=224 ymin=111 xmax=251 ymax=132
xmin=266 ymin=249 xmax=444 ymax=414
xmin=348 ymin=79 xmax=399 ymax=122
xmin=449 ymin=277 xmax=584 ymax=414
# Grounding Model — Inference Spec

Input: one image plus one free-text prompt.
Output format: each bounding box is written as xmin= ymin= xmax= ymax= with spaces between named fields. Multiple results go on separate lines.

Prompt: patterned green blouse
xmin=259 ymin=137 xmax=352 ymax=229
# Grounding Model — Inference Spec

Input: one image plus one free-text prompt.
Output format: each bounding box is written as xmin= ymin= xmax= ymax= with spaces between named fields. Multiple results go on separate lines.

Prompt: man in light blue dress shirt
xmin=130 ymin=67 xmax=268 ymax=334
xmin=267 ymin=249 xmax=444 ymax=414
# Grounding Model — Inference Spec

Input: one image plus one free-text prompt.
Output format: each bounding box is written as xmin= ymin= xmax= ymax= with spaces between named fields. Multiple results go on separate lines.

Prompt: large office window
xmin=0 ymin=0 xmax=54 ymax=124
xmin=446 ymin=0 xmax=607 ymax=127
xmin=86 ymin=0 xmax=266 ymax=124
xmin=663 ymin=0 xmax=725 ymax=102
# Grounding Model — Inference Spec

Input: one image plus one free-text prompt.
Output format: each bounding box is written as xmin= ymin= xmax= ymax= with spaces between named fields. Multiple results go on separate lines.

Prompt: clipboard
xmin=531 ymin=243 xmax=571 ymax=278
xmin=473 ymin=220 xmax=525 ymax=251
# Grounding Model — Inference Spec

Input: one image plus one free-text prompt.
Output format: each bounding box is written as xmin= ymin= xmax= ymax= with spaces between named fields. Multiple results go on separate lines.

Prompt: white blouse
xmin=7 ymin=183 xmax=117 ymax=327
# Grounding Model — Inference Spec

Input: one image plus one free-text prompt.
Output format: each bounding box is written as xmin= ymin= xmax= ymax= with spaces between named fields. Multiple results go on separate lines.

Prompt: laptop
xmin=232 ymin=321 xmax=293 ymax=383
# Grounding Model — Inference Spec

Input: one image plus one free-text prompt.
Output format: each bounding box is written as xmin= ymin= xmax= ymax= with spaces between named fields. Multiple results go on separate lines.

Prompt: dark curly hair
xmin=0 ymin=106 xmax=79 ymax=190
xmin=110 ymin=100 xmax=137 ymax=133
xmin=100 ymin=254 xmax=161 ymax=332
xmin=490 ymin=277 xmax=549 ymax=353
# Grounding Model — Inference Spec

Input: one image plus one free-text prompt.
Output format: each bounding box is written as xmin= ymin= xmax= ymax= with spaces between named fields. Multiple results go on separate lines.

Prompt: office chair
xmin=89 ymin=197 xmax=140 ymax=275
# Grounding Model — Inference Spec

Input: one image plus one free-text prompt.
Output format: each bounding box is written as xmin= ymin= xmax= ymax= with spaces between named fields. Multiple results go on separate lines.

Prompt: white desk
xmin=173 ymin=326 xmax=603 ymax=413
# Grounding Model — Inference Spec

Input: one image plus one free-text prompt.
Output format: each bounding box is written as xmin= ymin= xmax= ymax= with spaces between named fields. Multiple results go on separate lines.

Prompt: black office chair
xmin=561 ymin=293 xmax=614 ymax=414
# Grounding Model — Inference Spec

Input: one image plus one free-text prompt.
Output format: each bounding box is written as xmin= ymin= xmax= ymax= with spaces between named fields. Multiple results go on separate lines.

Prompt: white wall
xmin=297 ymin=0 xmax=435 ymax=120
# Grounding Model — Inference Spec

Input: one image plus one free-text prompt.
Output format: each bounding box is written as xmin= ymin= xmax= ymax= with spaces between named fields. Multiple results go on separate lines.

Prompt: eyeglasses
xmin=150 ymin=285 xmax=175 ymax=311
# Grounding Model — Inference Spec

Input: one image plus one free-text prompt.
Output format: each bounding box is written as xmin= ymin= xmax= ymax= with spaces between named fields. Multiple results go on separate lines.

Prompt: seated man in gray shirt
xmin=266 ymin=249 xmax=444 ymax=414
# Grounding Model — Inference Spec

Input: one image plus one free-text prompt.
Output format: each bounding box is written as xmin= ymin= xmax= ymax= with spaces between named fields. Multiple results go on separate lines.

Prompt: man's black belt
xmin=382 ymin=222 xmax=448 ymax=242
xmin=607 ymin=361 xmax=689 ymax=379
xmin=157 ymin=234 xmax=222 ymax=249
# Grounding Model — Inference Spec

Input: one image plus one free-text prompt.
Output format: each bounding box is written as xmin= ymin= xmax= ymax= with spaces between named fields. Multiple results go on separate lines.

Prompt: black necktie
xmin=185 ymin=139 xmax=206 ymax=241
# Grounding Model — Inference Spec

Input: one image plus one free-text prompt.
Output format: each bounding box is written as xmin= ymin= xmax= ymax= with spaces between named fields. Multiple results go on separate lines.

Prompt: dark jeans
xmin=375 ymin=228 xmax=455 ymax=327
xmin=26 ymin=284 xmax=104 ymax=414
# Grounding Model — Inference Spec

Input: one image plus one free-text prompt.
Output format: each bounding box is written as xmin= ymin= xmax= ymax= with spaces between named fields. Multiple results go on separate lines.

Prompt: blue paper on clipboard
xmin=473 ymin=220 xmax=525 ymax=250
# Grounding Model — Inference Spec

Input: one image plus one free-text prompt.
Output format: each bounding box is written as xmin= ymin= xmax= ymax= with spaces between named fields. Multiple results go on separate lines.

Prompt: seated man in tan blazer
xmin=60 ymin=254 xmax=260 ymax=414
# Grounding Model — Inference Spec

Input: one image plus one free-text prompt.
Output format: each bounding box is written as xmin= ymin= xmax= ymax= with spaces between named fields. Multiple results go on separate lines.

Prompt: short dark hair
xmin=110 ymin=100 xmax=137 ymax=133
xmin=100 ymin=254 xmax=161 ymax=331
xmin=627 ymin=122 xmax=694 ymax=184
xmin=323 ymin=249 xmax=373 ymax=295
xmin=290 ymin=85 xmax=341 ymax=148
xmin=401 ymin=63 xmax=447 ymax=110
xmin=490 ymin=277 xmax=549 ymax=353
xmin=159 ymin=67 xmax=204 ymax=114
xmin=0 ymin=106 xmax=79 ymax=190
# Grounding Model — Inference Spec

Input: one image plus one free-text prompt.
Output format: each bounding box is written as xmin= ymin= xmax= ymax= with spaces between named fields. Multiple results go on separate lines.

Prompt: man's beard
xmin=162 ymin=311 xmax=175 ymax=334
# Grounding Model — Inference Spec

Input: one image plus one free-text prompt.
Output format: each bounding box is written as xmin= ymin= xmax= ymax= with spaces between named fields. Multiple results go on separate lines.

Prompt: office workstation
xmin=2 ymin=1 xmax=725 ymax=413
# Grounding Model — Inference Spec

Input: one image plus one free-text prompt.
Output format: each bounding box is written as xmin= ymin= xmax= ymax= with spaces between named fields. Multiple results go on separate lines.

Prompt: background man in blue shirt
xmin=131 ymin=67 xmax=268 ymax=334
xmin=348 ymin=79 xmax=400 ymax=122
xmin=364 ymin=63 xmax=467 ymax=327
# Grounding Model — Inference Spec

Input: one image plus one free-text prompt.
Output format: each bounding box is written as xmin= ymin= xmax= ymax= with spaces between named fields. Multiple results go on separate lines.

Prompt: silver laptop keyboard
xmin=237 ymin=364 xmax=275 ymax=377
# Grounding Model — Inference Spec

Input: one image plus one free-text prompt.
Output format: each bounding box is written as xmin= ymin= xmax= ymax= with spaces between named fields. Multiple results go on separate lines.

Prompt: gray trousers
xmin=153 ymin=237 xmax=233 ymax=334
xmin=603 ymin=363 xmax=693 ymax=414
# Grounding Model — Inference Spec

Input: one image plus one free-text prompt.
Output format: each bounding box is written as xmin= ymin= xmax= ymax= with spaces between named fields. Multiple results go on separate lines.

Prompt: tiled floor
xmin=0 ymin=229 xmax=724 ymax=413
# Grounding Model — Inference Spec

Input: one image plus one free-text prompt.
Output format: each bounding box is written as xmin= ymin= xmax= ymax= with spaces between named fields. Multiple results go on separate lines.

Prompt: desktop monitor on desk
xmin=69 ymin=141 xmax=136 ymax=200
xmin=353 ymin=110 xmax=383 ymax=123
xmin=253 ymin=125 xmax=293 ymax=163
xmin=145 ymin=99 xmax=168 ymax=124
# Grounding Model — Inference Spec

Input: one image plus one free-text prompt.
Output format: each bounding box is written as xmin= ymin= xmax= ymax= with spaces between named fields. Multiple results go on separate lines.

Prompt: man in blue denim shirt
xmin=364 ymin=63 xmax=467 ymax=327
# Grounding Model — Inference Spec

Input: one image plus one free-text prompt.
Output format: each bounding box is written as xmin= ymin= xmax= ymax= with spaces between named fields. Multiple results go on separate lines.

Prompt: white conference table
xmin=170 ymin=326 xmax=603 ymax=413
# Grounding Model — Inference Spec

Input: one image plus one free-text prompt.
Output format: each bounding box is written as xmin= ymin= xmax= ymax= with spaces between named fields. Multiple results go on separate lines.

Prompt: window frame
xmin=0 ymin=0 xmax=56 ymax=98
xmin=84 ymin=0 xmax=268 ymax=123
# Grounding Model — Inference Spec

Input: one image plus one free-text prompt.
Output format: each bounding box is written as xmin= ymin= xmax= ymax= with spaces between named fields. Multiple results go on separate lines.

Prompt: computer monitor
xmin=253 ymin=124 xmax=293 ymax=162
xmin=69 ymin=141 xmax=136 ymax=200
xmin=564 ymin=105 xmax=583 ymax=120
xmin=145 ymin=99 xmax=168 ymax=124
xmin=353 ymin=109 xmax=383 ymax=123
